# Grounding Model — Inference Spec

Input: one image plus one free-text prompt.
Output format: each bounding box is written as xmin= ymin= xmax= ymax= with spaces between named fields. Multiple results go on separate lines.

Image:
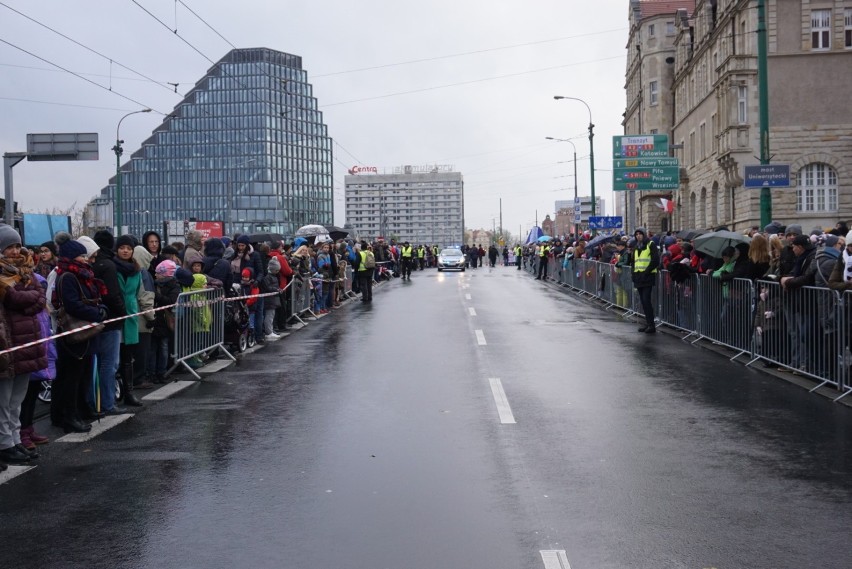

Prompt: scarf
xmin=0 ymin=251 xmax=35 ymax=301
xmin=53 ymin=258 xmax=108 ymax=308
xmin=844 ymin=248 xmax=852 ymax=282
xmin=114 ymin=257 xmax=138 ymax=277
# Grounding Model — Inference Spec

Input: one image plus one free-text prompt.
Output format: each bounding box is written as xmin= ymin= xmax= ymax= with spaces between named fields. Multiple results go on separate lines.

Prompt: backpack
xmin=364 ymin=250 xmax=376 ymax=269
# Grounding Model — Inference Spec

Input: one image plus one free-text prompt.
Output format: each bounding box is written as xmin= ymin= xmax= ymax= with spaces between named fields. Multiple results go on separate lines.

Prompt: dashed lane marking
xmin=475 ymin=329 xmax=487 ymax=345
xmin=56 ymin=414 xmax=134 ymax=443
xmin=142 ymin=380 xmax=196 ymax=402
xmin=0 ymin=465 xmax=36 ymax=486
xmin=488 ymin=378 xmax=516 ymax=424
xmin=540 ymin=550 xmax=571 ymax=568
xmin=465 ymin=294 xmax=472 ymax=300
xmin=469 ymin=307 xmax=477 ymax=316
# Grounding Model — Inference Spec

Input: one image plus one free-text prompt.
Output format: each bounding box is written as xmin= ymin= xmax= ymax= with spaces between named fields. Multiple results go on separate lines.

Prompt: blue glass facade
xmin=100 ymin=48 xmax=333 ymax=238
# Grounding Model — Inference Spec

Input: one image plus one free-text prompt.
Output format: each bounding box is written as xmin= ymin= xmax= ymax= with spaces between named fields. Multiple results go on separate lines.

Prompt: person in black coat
xmin=142 ymin=230 xmax=165 ymax=277
xmin=91 ymin=230 xmax=127 ymax=414
xmin=202 ymin=238 xmax=234 ymax=293
xmin=630 ymin=227 xmax=660 ymax=333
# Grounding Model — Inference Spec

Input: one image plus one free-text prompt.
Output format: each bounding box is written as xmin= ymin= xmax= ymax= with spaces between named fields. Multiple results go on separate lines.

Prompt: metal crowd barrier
xmin=288 ymin=275 xmax=316 ymax=325
xmin=343 ymin=265 xmax=355 ymax=298
xmin=169 ymin=287 xmax=235 ymax=380
xmin=525 ymin=256 xmax=852 ymax=401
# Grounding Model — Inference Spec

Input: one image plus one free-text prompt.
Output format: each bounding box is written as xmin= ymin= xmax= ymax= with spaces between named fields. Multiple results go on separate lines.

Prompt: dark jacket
xmin=202 ymin=238 xmax=234 ymax=293
xmin=784 ymin=246 xmax=817 ymax=290
xmin=778 ymin=245 xmax=797 ymax=277
xmin=92 ymin=248 xmax=127 ymax=332
xmin=142 ymin=230 xmax=165 ymax=276
xmin=813 ymin=247 xmax=840 ymax=288
xmin=2 ymin=280 xmax=48 ymax=375
xmin=828 ymin=254 xmax=852 ymax=292
xmin=153 ymin=277 xmax=181 ymax=337
xmin=260 ymin=273 xmax=281 ymax=309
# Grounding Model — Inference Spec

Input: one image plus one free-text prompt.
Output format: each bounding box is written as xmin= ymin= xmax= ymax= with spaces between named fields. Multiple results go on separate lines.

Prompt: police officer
xmin=400 ymin=241 xmax=414 ymax=280
xmin=514 ymin=244 xmax=523 ymax=270
xmin=417 ymin=245 xmax=426 ymax=271
xmin=536 ymin=242 xmax=550 ymax=280
xmin=630 ymin=228 xmax=660 ymax=333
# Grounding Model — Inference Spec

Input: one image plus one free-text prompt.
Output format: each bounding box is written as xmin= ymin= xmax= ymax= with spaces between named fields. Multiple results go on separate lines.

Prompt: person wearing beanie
xmin=0 ymin=224 xmax=49 ymax=463
xmin=75 ymin=236 xmax=100 ymax=259
xmin=232 ymin=236 xmax=265 ymax=336
xmin=35 ymin=241 xmax=58 ymax=278
xmin=111 ymin=236 xmax=144 ymax=407
xmin=90 ymin=229 xmax=127 ymax=415
xmin=814 ymin=234 xmax=842 ymax=289
xmin=174 ymin=267 xmax=194 ymax=287
xmin=260 ymin=257 xmax=282 ymax=341
xmin=93 ymin=229 xmax=115 ymax=252
xmin=630 ymin=227 xmax=660 ymax=333
xmin=152 ymin=260 xmax=180 ymax=384
xmin=785 ymin=224 xmax=803 ymax=237
xmin=201 ymin=238 xmax=233 ymax=292
xmin=161 ymin=246 xmax=180 ymax=263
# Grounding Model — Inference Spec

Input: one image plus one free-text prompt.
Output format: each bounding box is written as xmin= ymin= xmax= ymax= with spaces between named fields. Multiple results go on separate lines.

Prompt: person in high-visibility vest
xmin=630 ymin=227 xmax=660 ymax=333
xmin=536 ymin=243 xmax=551 ymax=280
xmin=417 ymin=245 xmax=426 ymax=271
xmin=514 ymin=245 xmax=523 ymax=270
xmin=400 ymin=242 xmax=414 ymax=280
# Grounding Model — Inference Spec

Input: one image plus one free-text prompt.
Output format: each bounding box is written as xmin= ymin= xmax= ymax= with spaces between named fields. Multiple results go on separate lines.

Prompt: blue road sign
xmin=588 ymin=216 xmax=623 ymax=229
xmin=743 ymin=164 xmax=790 ymax=188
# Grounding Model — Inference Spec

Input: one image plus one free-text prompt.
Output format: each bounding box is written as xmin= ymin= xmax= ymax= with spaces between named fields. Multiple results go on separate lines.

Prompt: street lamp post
xmin=112 ymin=108 xmax=152 ymax=235
xmin=553 ymin=96 xmax=596 ymax=229
xmin=546 ymin=136 xmax=579 ymax=239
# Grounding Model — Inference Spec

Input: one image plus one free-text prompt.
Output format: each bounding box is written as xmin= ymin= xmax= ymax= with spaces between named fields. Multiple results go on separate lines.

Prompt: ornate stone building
xmin=623 ymin=0 xmax=852 ymax=233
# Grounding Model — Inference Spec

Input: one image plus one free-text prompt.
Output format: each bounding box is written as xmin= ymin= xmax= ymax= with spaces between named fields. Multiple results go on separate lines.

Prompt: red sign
xmin=194 ymin=221 xmax=223 ymax=239
xmin=348 ymin=165 xmax=378 ymax=175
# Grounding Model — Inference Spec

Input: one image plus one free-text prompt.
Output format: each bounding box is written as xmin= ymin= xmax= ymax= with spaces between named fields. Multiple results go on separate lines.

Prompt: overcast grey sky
xmin=1 ymin=0 xmax=628 ymax=240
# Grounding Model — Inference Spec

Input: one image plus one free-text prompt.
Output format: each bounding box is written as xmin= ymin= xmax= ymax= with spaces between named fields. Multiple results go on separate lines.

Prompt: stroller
xmin=224 ymin=283 xmax=253 ymax=352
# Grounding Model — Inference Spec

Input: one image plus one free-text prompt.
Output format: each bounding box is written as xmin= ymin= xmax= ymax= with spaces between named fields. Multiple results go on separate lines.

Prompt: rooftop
xmin=639 ymin=0 xmax=694 ymax=19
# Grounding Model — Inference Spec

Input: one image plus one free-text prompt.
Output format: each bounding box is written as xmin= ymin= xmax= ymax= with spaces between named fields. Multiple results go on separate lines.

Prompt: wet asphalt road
xmin=2 ymin=264 xmax=852 ymax=569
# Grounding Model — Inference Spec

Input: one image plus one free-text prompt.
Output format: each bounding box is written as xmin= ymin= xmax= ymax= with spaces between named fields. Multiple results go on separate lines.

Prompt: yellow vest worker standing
xmin=630 ymin=228 xmax=660 ymax=333
xmin=514 ymin=245 xmax=523 ymax=270
xmin=536 ymin=244 xmax=551 ymax=280
xmin=400 ymin=243 xmax=414 ymax=280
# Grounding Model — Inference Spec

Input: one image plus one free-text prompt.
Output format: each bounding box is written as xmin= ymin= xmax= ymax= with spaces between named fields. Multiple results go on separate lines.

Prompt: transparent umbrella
xmin=295 ymin=224 xmax=329 ymax=237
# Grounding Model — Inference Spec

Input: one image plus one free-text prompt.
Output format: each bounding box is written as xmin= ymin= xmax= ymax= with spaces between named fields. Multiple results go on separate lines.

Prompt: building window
xmin=845 ymin=9 xmax=852 ymax=48
xmin=666 ymin=22 xmax=675 ymax=36
xmin=649 ymin=80 xmax=659 ymax=105
xmin=812 ymin=9 xmax=832 ymax=50
xmin=797 ymin=163 xmax=838 ymax=212
xmin=737 ymin=85 xmax=748 ymax=124
xmin=648 ymin=24 xmax=655 ymax=37
xmin=699 ymin=122 xmax=706 ymax=159
xmin=689 ymin=131 xmax=696 ymax=166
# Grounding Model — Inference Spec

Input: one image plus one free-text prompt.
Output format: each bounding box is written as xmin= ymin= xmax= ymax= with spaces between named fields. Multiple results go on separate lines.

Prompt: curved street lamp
xmin=112 ymin=108 xmax=152 ymax=234
xmin=553 ymin=96 xmax=596 ymax=227
xmin=546 ymin=136 xmax=580 ymax=238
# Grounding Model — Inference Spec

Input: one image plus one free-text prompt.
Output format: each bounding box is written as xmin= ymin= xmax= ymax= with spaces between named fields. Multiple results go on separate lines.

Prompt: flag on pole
xmin=658 ymin=198 xmax=675 ymax=214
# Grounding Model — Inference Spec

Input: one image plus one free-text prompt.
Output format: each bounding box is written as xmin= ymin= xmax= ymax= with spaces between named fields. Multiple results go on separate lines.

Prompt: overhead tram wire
xmin=0 ymin=96 xmax=137 ymax=112
xmin=0 ymin=2 xmax=178 ymax=94
xmin=311 ymin=27 xmax=628 ymax=78
xmin=319 ymin=54 xmax=625 ymax=108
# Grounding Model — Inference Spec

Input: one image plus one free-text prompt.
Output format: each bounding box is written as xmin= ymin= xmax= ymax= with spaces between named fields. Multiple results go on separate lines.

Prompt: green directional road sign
xmin=613 ymin=165 xmax=680 ymax=191
xmin=613 ymin=157 xmax=679 ymax=169
xmin=612 ymin=134 xmax=669 ymax=158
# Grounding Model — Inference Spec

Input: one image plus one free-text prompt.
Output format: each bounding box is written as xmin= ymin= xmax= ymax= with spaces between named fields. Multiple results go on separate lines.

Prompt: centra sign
xmin=348 ymin=165 xmax=378 ymax=175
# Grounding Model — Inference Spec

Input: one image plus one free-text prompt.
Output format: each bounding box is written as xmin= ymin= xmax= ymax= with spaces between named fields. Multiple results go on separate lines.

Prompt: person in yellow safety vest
xmin=432 ymin=245 xmax=439 ymax=268
xmin=514 ymin=244 xmax=523 ymax=271
xmin=536 ymin=242 xmax=551 ymax=280
xmin=400 ymin=242 xmax=414 ymax=280
xmin=355 ymin=241 xmax=374 ymax=302
xmin=417 ymin=245 xmax=426 ymax=271
xmin=630 ymin=227 xmax=660 ymax=333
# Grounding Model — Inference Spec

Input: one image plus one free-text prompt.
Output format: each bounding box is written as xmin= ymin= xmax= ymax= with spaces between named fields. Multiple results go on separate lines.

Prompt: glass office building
xmin=97 ymin=47 xmax=333 ymax=239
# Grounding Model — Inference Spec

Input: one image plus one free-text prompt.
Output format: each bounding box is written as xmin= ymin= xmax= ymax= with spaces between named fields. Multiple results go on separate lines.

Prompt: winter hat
xmin=162 ymin=245 xmax=179 ymax=257
xmin=846 ymin=230 xmax=852 ymax=244
xmin=268 ymin=256 xmax=281 ymax=274
xmin=634 ymin=227 xmax=647 ymax=237
xmin=56 ymin=232 xmax=86 ymax=259
xmin=763 ymin=221 xmax=783 ymax=235
xmin=40 ymin=241 xmax=58 ymax=257
xmin=237 ymin=234 xmax=252 ymax=245
xmin=155 ymin=259 xmax=178 ymax=278
xmin=221 ymin=237 xmax=231 ymax=248
xmin=93 ymin=229 xmax=115 ymax=250
xmin=133 ymin=245 xmax=153 ymax=272
xmin=175 ymin=267 xmax=194 ymax=287
xmin=785 ymin=224 xmax=803 ymax=236
xmin=824 ymin=235 xmax=840 ymax=248
xmin=810 ymin=226 xmax=823 ymax=236
xmin=76 ymin=236 xmax=100 ymax=258
xmin=115 ymin=234 xmax=136 ymax=250
xmin=668 ymin=244 xmax=682 ymax=258
xmin=0 ymin=223 xmax=21 ymax=254
xmin=241 ymin=268 xmax=254 ymax=281
xmin=792 ymin=234 xmax=810 ymax=247
xmin=293 ymin=237 xmax=307 ymax=248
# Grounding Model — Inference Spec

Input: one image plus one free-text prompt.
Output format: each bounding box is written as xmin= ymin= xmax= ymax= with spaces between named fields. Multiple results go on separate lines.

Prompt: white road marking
xmin=475 ymin=329 xmax=486 ymax=345
xmin=465 ymin=294 xmax=472 ymax=300
xmin=197 ymin=359 xmax=233 ymax=375
xmin=142 ymin=380 xmax=197 ymax=401
xmin=488 ymin=378 xmax=516 ymax=424
xmin=0 ymin=465 xmax=36 ymax=485
xmin=468 ymin=307 xmax=477 ymax=316
xmin=56 ymin=414 xmax=134 ymax=443
xmin=540 ymin=550 xmax=571 ymax=568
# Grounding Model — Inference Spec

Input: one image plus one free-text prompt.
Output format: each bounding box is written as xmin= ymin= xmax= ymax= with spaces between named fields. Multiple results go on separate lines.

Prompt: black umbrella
xmin=324 ymin=225 xmax=349 ymax=241
xmin=677 ymin=229 xmax=707 ymax=241
xmin=246 ymin=232 xmax=284 ymax=244
xmin=585 ymin=233 xmax=617 ymax=250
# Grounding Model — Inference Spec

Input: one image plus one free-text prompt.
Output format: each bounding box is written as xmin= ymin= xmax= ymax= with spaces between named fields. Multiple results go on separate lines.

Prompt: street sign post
xmin=743 ymin=164 xmax=790 ymax=188
xmin=613 ymin=165 xmax=679 ymax=191
xmin=588 ymin=216 xmax=623 ymax=229
xmin=612 ymin=136 xmax=679 ymax=191
xmin=612 ymin=134 xmax=670 ymax=158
